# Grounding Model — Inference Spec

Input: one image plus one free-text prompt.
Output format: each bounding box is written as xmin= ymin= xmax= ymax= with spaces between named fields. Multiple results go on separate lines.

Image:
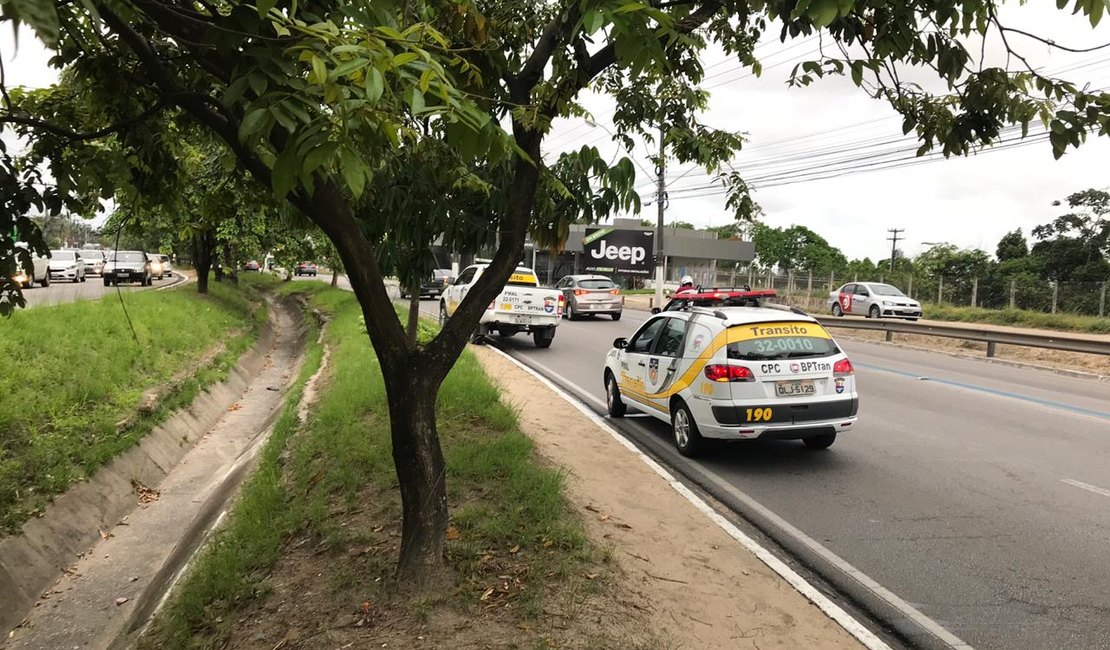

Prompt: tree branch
xmin=581 ymin=1 xmax=724 ymax=93
xmin=511 ymin=2 xmax=582 ymax=103
xmin=1 ymin=101 xmax=167 ymax=141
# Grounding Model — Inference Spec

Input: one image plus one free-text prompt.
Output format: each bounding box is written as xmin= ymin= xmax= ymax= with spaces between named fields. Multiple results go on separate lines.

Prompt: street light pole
xmin=655 ymin=123 xmax=666 ymax=307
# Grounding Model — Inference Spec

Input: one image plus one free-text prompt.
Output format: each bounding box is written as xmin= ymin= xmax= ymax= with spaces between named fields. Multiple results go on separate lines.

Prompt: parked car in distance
xmin=48 ymin=250 xmax=86 ymax=283
xmin=159 ymin=255 xmax=173 ymax=275
xmin=10 ymin=243 xmax=51 ymax=288
xmin=400 ymin=269 xmax=452 ymax=299
xmin=827 ymin=282 xmax=922 ymax=320
xmin=103 ymin=250 xmax=153 ymax=286
xmin=243 ymin=260 xmax=261 ymax=272
xmin=79 ymin=250 xmax=106 ymax=276
xmin=147 ymin=253 xmax=165 ymax=280
xmin=294 ymin=261 xmax=317 ymax=276
xmin=554 ymin=274 xmax=623 ymax=320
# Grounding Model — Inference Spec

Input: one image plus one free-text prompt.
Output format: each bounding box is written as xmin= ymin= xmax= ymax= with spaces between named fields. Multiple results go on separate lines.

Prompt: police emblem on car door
xmin=648 ymin=358 xmax=659 ymax=384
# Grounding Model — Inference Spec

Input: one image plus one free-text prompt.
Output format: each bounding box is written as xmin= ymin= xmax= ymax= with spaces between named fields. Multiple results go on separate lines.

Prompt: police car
xmin=603 ymin=289 xmax=858 ymax=456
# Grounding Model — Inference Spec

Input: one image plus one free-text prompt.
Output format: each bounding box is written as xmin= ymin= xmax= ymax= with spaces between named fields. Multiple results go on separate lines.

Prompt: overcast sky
xmin=3 ymin=5 xmax=1109 ymax=261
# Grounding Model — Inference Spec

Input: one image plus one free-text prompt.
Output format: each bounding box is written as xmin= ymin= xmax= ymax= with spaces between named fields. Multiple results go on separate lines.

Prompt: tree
xmin=996 ymin=229 xmax=1028 ymax=262
xmin=1031 ymin=189 xmax=1110 ymax=281
xmin=6 ymin=0 xmax=1110 ymax=586
xmin=752 ymin=223 xmax=846 ymax=273
xmin=670 ymin=220 xmax=696 ymax=230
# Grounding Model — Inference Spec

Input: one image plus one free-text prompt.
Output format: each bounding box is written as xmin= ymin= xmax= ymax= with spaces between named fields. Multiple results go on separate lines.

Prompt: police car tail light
xmin=703 ymin=365 xmax=754 ymax=383
xmin=833 ymin=358 xmax=854 ymax=376
xmin=557 ymin=294 xmax=565 ymax=314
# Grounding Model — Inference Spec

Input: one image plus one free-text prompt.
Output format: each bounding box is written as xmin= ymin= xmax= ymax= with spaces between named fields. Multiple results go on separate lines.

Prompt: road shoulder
xmin=472 ymin=346 xmax=866 ymax=649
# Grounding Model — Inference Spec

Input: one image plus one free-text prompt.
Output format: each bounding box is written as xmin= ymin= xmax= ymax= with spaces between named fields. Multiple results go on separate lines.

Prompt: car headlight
xmin=882 ymin=300 xmax=893 ymax=306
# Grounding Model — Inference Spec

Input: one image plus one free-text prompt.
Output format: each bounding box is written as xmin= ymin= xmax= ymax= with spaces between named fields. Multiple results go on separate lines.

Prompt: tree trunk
xmin=225 ymin=242 xmax=239 ymax=285
xmin=330 ymin=271 xmax=338 ymax=287
xmin=192 ymin=231 xmax=215 ymax=295
xmin=407 ymin=290 xmax=421 ymax=342
xmin=384 ymin=365 xmax=449 ymax=585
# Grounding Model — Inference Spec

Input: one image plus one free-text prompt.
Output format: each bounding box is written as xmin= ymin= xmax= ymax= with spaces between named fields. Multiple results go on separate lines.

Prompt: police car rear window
xmin=726 ymin=322 xmax=839 ymax=361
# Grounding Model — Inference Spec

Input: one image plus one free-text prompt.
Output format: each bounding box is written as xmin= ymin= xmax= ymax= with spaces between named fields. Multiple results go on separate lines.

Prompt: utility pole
xmin=654 ymin=123 xmax=667 ymax=307
xmin=886 ymin=228 xmax=904 ymax=271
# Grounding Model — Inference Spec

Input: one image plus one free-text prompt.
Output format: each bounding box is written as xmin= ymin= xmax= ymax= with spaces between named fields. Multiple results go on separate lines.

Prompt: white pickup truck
xmin=440 ymin=263 xmax=563 ymax=348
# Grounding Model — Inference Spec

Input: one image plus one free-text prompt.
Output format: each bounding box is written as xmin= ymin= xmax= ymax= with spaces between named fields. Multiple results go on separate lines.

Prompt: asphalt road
xmin=309 ymin=275 xmax=1110 ymax=649
xmin=435 ymin=305 xmax=1110 ymax=650
xmin=20 ymin=272 xmax=184 ymax=308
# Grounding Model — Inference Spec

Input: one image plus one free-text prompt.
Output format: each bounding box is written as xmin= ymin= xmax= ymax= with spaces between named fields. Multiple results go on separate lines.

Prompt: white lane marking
xmin=1062 ymin=478 xmax=1110 ymax=499
xmin=488 ymin=347 xmax=896 ymax=650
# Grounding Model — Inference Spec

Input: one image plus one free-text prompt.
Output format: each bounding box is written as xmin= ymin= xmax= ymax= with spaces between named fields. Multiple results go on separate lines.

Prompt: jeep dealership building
xmin=544 ymin=218 xmax=755 ymax=287
xmin=434 ymin=218 xmax=754 ymax=287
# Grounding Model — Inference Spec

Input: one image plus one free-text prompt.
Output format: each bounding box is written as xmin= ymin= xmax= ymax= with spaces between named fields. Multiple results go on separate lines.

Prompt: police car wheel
xmin=671 ymin=402 xmax=704 ymax=457
xmin=605 ymin=373 xmax=626 ymax=418
xmin=868 ymin=305 xmax=880 ymax=319
xmin=803 ymin=433 xmax=837 ymax=450
xmin=832 ymin=303 xmax=843 ymax=317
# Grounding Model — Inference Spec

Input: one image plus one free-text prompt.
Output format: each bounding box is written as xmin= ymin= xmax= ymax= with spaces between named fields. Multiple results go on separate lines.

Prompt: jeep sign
xmin=582 ymin=227 xmax=655 ymax=276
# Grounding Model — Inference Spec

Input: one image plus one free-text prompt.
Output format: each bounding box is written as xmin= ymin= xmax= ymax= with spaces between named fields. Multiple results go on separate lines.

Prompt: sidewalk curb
xmin=0 ymin=298 xmax=277 ymax=636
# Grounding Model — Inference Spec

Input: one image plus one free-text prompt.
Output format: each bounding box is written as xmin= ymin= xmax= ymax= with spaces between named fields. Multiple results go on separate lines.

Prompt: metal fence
xmin=712 ymin=269 xmax=1110 ymax=318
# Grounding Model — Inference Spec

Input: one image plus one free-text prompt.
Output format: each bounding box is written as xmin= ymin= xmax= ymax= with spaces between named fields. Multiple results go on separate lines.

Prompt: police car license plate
xmin=775 ymin=380 xmax=815 ymax=397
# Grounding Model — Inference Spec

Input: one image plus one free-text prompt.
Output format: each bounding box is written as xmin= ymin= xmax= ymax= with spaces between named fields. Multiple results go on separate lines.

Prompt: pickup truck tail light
xmin=558 ymin=294 xmax=565 ymax=314
xmin=704 ymin=365 xmax=754 ymax=382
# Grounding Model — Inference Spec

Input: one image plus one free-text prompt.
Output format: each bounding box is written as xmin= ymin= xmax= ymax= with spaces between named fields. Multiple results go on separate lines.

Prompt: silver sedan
xmin=554 ymin=274 xmax=623 ymax=320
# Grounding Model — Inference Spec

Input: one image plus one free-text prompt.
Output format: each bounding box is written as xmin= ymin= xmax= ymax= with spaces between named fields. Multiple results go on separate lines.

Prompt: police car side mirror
xmin=650 ymin=307 xmax=661 ymax=315
xmin=613 ymin=337 xmax=627 ymax=350
xmin=445 ymin=276 xmax=455 ymax=285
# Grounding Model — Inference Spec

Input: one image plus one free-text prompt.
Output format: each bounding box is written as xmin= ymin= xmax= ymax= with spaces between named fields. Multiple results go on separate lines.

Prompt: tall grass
xmin=144 ymin=284 xmax=589 ymax=647
xmin=920 ymin=303 xmax=1110 ymax=334
xmin=0 ymin=281 xmax=262 ymax=532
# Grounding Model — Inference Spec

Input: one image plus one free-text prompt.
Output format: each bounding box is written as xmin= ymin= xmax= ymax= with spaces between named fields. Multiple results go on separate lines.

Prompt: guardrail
xmin=813 ymin=316 xmax=1110 ymax=357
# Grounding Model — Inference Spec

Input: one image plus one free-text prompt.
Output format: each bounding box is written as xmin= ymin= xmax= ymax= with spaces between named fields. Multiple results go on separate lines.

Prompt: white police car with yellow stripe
xmin=603 ymin=294 xmax=858 ymax=456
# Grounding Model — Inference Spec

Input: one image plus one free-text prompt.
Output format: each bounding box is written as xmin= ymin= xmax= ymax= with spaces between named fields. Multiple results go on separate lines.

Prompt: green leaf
xmin=365 ymin=67 xmax=385 ymax=103
xmin=807 ymin=0 xmax=839 ymax=28
xmin=392 ymin=52 xmax=419 ymax=67
xmin=410 ymin=88 xmax=426 ymax=114
xmin=4 ymin=0 xmax=60 ymax=46
xmin=837 ymin=0 xmax=854 ymax=16
xmin=339 ymin=147 xmax=367 ymax=198
xmin=330 ymin=57 xmax=369 ymax=79
xmin=272 ymin=145 xmax=299 ymax=197
xmin=311 ymin=56 xmax=327 ymax=84
xmin=583 ymin=9 xmax=605 ymax=34
xmin=256 ymin=0 xmax=277 ymax=18
xmin=850 ymin=60 xmax=863 ymax=86
xmin=238 ymin=107 xmax=269 ymax=141
xmin=303 ymin=141 xmax=338 ymax=173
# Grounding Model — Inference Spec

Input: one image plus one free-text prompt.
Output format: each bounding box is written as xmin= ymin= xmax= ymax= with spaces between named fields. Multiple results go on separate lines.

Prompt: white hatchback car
xmin=603 ymin=291 xmax=858 ymax=456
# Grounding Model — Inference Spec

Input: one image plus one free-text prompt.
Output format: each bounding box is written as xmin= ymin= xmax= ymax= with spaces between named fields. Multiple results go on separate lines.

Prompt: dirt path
xmin=3 ymin=300 xmax=306 ymax=650
xmin=473 ymin=347 xmax=867 ymax=650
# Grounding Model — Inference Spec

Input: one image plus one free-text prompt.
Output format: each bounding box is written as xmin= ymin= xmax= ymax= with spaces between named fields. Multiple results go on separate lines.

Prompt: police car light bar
xmin=676 ymin=289 xmax=777 ymax=300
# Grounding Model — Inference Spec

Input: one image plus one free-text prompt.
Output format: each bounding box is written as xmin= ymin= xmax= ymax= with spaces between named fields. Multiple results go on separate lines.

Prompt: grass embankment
xmin=143 ymin=282 xmax=599 ymax=649
xmin=920 ymin=303 xmax=1110 ymax=334
xmin=0 ymin=280 xmax=266 ymax=533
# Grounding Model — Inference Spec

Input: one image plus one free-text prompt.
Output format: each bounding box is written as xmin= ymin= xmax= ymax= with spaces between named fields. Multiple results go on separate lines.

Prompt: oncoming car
xmin=603 ymin=289 xmax=858 ymax=457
